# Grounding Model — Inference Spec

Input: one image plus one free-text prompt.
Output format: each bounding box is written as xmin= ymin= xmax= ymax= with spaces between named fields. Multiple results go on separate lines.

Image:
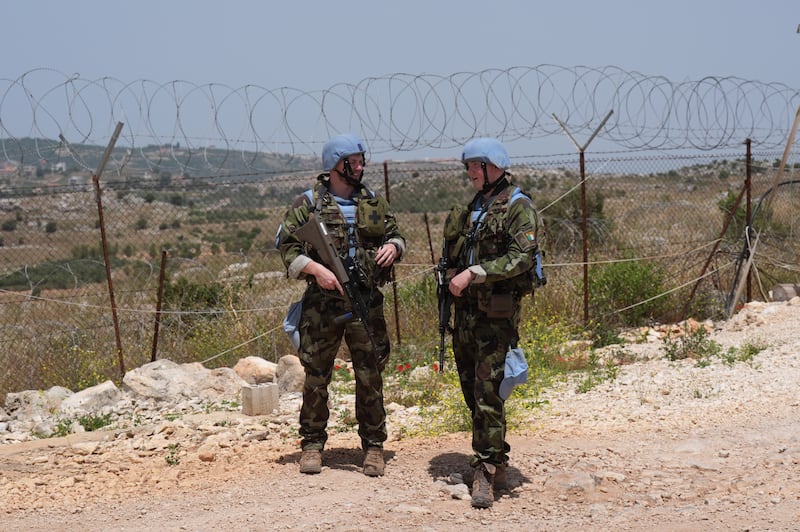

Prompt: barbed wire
xmin=1 ymin=65 xmax=799 ymax=173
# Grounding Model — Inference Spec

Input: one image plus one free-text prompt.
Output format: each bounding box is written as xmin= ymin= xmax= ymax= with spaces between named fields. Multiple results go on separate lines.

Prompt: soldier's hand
xmin=375 ymin=243 xmax=398 ymax=267
xmin=306 ymin=262 xmax=343 ymax=295
xmin=448 ymin=269 xmax=476 ymax=297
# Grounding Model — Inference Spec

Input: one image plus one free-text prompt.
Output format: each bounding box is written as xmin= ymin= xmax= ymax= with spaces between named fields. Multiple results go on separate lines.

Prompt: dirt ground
xmin=2 ymin=300 xmax=800 ymax=531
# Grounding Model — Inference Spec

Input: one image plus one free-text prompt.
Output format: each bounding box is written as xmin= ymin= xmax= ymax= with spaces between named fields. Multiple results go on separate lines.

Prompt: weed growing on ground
xmin=411 ymin=367 xmax=472 ymax=436
xmin=45 ymin=412 xmax=113 ymax=438
xmin=661 ymin=325 xmax=767 ymax=367
xmin=732 ymin=341 xmax=767 ymax=366
xmin=404 ymin=310 xmax=606 ymax=435
xmin=51 ymin=418 xmax=75 ymax=438
xmin=661 ymin=326 xmax=720 ymax=361
xmin=575 ymin=352 xmax=620 ymax=394
xmin=76 ymin=412 xmax=113 ymax=431
xmin=202 ymin=399 xmax=240 ymax=413
xmin=334 ymin=407 xmax=358 ymax=432
xmin=165 ymin=443 xmax=181 ymax=466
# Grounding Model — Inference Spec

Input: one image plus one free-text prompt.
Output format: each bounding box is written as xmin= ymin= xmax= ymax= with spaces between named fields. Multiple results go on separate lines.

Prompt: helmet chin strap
xmin=482 ymin=168 xmax=508 ymax=196
xmin=335 ymin=158 xmax=364 ymax=188
xmin=481 ymin=162 xmax=507 ymax=195
xmin=480 ymin=162 xmax=491 ymax=192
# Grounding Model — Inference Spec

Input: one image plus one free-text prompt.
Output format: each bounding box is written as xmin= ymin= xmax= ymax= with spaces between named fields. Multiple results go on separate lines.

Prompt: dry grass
xmin=2 ymin=159 xmax=798 ymax=399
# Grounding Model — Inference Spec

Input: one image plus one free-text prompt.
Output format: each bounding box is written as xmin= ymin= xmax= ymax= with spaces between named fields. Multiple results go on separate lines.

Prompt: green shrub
xmin=588 ymin=258 xmax=667 ymax=327
xmin=38 ymin=338 xmax=119 ymax=392
xmin=161 ymin=278 xmax=242 ymax=337
xmin=0 ymin=258 xmax=108 ymax=291
xmin=661 ymin=325 xmax=719 ymax=361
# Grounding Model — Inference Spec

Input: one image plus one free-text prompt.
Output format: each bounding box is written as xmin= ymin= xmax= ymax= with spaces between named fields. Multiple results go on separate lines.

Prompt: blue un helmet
xmin=461 ymin=137 xmax=510 ymax=169
xmin=322 ymin=133 xmax=367 ymax=172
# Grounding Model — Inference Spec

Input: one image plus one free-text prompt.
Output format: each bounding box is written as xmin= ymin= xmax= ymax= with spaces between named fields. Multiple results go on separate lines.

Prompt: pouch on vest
xmin=477 ymin=293 xmax=515 ymax=319
xmin=275 ymin=190 xmax=314 ymax=249
xmin=356 ymin=197 xmax=387 ymax=237
xmin=283 ymin=300 xmax=302 ymax=351
xmin=443 ymin=205 xmax=468 ymax=264
xmin=443 ymin=205 xmax=467 ymax=241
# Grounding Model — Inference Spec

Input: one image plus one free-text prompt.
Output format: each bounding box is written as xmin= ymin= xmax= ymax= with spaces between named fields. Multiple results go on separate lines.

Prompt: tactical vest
xmin=444 ymin=185 xmax=538 ymax=303
xmin=303 ymin=182 xmax=394 ymax=286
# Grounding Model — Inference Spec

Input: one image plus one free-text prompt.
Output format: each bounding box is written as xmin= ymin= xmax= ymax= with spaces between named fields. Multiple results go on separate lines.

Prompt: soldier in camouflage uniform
xmin=277 ymin=134 xmax=406 ymax=477
xmin=443 ymin=137 xmax=541 ymax=508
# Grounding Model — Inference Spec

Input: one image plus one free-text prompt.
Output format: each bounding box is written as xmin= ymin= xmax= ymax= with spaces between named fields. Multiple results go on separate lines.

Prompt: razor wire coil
xmin=1 ymin=65 xmax=798 ymax=175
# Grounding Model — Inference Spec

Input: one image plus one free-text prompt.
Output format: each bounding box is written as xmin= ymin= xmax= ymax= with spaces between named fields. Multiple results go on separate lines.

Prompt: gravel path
xmin=2 ymin=300 xmax=800 ymax=531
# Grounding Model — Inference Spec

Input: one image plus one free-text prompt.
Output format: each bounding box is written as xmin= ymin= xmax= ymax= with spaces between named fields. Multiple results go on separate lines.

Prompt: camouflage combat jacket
xmin=278 ymin=177 xmax=405 ymax=288
xmin=443 ymin=179 xmax=540 ymax=313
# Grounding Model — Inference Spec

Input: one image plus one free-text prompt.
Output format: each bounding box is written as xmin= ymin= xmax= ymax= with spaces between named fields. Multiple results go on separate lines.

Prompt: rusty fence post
xmin=91 ymin=122 xmax=126 ymax=378
xmin=151 ymin=250 xmax=168 ymax=362
xmin=383 ymin=161 xmax=401 ymax=346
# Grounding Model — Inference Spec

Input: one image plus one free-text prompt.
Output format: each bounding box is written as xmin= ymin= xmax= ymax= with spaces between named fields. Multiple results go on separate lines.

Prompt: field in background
xmin=1 ymin=151 xmax=799 ymax=400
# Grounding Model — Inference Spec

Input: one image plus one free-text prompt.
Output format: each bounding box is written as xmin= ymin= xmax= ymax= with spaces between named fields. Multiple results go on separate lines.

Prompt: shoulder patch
xmin=514 ymin=229 xmax=538 ymax=252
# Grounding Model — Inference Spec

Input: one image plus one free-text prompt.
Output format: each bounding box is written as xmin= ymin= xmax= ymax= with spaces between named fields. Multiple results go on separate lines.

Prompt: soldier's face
xmin=337 ymin=155 xmax=365 ymax=178
xmin=465 ymin=161 xmax=502 ymax=191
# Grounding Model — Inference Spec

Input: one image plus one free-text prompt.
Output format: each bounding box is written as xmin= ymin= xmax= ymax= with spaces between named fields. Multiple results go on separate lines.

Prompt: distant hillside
xmin=0 ymin=137 xmax=319 ymax=184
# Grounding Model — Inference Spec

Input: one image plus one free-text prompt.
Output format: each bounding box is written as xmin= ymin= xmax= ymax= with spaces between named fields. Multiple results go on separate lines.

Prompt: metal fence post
xmin=552 ymin=110 xmax=614 ymax=325
xmin=383 ymin=161 xmax=401 ymax=347
xmin=90 ymin=122 xmax=126 ymax=378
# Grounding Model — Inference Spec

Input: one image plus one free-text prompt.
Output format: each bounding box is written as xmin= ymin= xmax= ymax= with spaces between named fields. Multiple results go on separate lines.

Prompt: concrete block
xmin=241 ymin=383 xmax=278 ymax=416
xmin=771 ymin=284 xmax=799 ymax=302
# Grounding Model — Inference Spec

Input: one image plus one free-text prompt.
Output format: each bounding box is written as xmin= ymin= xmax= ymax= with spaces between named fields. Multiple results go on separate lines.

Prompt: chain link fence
xmin=1 ymin=146 xmax=798 ymax=400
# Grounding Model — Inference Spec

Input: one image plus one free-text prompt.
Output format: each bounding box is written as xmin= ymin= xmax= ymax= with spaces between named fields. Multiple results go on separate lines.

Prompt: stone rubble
xmin=1 ymin=298 xmax=799 ymax=529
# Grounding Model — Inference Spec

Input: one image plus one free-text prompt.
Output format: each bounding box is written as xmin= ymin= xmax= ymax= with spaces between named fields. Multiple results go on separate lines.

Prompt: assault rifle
xmin=295 ymin=213 xmax=380 ymax=357
xmin=435 ymin=255 xmax=452 ymax=374
xmin=435 ymin=200 xmax=486 ymax=373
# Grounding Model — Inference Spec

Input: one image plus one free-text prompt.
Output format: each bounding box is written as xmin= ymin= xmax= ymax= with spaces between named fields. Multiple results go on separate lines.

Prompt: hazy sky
xmin=4 ymin=0 xmax=799 ymax=160
xmin=7 ymin=0 xmax=799 ymax=87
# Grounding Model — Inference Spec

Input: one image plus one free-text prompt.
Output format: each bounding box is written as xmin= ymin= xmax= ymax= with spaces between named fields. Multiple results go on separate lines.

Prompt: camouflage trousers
xmin=297 ymin=285 xmax=390 ymax=452
xmin=452 ymin=299 xmax=519 ymax=467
